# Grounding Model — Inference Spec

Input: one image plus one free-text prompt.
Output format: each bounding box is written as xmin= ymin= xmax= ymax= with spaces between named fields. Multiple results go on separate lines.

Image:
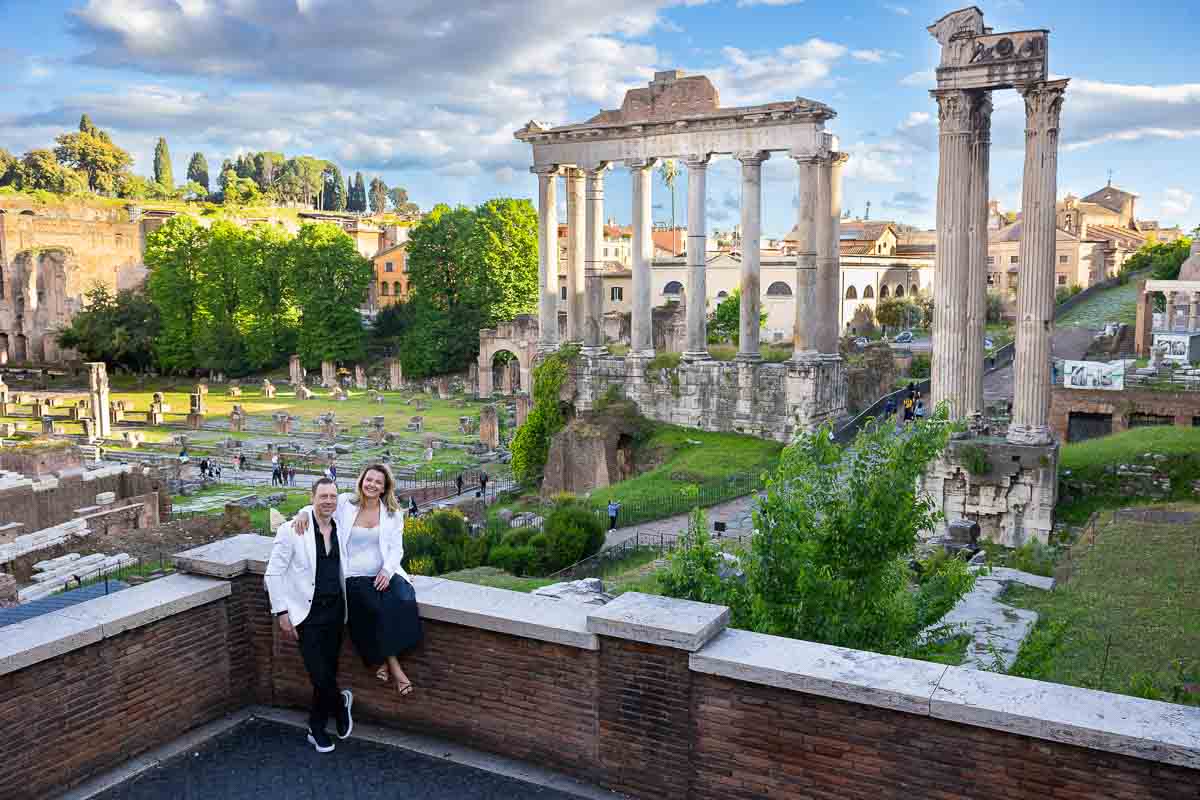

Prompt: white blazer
xmin=292 ymin=493 xmax=410 ymax=581
xmin=263 ymin=510 xmax=349 ymax=627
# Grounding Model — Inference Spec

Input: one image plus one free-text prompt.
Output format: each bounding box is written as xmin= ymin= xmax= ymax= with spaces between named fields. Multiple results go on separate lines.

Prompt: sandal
xmin=376 ymin=666 xmax=389 ymax=683
xmin=396 ymin=681 xmax=414 ymax=697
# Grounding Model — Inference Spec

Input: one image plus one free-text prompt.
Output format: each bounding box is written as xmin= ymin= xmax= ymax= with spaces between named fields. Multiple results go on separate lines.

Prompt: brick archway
xmin=477 ymin=314 xmax=540 ymax=398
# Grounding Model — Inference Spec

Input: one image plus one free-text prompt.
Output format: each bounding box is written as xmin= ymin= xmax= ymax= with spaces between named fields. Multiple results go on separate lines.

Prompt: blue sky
xmin=1 ymin=0 xmax=1197 ymax=237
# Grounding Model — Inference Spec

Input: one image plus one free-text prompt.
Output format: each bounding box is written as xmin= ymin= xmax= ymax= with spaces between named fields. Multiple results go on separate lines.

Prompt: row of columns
xmin=931 ymin=79 xmax=1066 ymax=446
xmin=1165 ymin=291 xmax=1200 ymax=332
xmin=531 ymin=150 xmax=847 ymax=362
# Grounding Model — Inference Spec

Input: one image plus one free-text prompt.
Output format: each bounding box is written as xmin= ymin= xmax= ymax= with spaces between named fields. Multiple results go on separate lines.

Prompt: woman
xmin=293 ymin=463 xmax=421 ymax=695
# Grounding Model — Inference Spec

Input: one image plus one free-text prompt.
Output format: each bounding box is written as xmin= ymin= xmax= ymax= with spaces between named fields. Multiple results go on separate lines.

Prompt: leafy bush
xmin=510 ymin=346 xmax=574 ymax=483
xmin=401 ymin=509 xmax=488 ymax=574
xmin=1008 ymin=539 xmax=1056 ymax=577
xmin=542 ymin=498 xmax=606 ymax=571
xmin=909 ymin=354 xmax=931 ymax=379
xmin=658 ymin=510 xmax=733 ymax=606
xmin=487 ymin=526 xmax=543 ymax=575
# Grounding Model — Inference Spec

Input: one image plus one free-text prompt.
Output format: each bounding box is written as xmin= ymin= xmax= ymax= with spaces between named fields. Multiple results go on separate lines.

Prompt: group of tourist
xmin=272 ymin=454 xmax=298 ymax=487
xmin=265 ymin=463 xmax=422 ymax=754
xmin=885 ymin=382 xmax=925 ymax=428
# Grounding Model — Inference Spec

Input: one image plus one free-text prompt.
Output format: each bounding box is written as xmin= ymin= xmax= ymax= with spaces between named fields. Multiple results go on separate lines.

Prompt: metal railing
xmin=546 ymin=526 xmax=751 ymax=580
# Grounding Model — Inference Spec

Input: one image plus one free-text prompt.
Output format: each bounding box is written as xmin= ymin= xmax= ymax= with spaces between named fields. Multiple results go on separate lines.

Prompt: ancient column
xmin=683 ymin=154 xmax=711 ymax=361
xmin=629 ymin=158 xmax=656 ymax=358
xmin=930 ymin=89 xmax=976 ymax=419
xmin=477 ymin=354 xmax=492 ymax=399
xmin=964 ymin=92 xmax=993 ymax=417
xmin=737 ymin=151 xmax=768 ymax=361
xmin=814 ymin=150 xmax=835 ymax=354
xmin=1009 ymin=80 xmax=1068 ymax=446
xmin=791 ymin=155 xmax=821 ymax=360
xmin=826 ymin=151 xmax=847 ymax=352
xmin=87 ymin=363 xmax=111 ymax=438
xmin=566 ymin=168 xmax=586 ymax=344
xmin=533 ymin=164 xmax=560 ymax=352
xmin=1190 ymin=292 xmax=1200 ymax=332
xmin=582 ymin=163 xmax=609 ymax=355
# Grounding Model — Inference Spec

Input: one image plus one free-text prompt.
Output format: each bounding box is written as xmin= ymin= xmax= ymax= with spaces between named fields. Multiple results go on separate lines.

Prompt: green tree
xmin=55 ymin=285 xmax=160 ymax=372
xmin=186 ymin=152 xmax=209 ymax=194
xmin=387 ymin=186 xmax=407 ymax=210
xmin=253 ymin=151 xmax=284 ymax=194
xmin=470 ymin=197 xmax=538 ymax=325
xmin=53 ymin=120 xmax=132 ymax=194
xmin=510 ymin=347 xmax=573 ymax=482
xmin=0 ymin=148 xmax=18 ymax=187
xmin=220 ymin=168 xmax=261 ymax=205
xmin=241 ymin=223 xmax=299 ymax=369
xmin=658 ymin=159 xmax=680 ymax=234
xmin=290 ymin=222 xmax=373 ymax=365
xmin=193 ymin=220 xmax=251 ymax=374
xmin=661 ymin=408 xmax=976 ymax=656
xmin=16 ymin=149 xmax=86 ymax=193
xmin=323 ymin=164 xmax=346 ymax=211
xmin=369 ymin=176 xmax=388 ymax=215
xmin=145 ymin=215 xmax=210 ymax=373
xmin=876 ymin=297 xmax=913 ymax=332
xmin=368 ymin=300 xmax=414 ymax=358
xmin=350 ymin=172 xmax=367 ymax=212
xmin=153 ymin=137 xmax=173 ymax=189
xmin=708 ymin=288 xmax=766 ymax=345
xmin=1120 ymin=237 xmax=1193 ymax=282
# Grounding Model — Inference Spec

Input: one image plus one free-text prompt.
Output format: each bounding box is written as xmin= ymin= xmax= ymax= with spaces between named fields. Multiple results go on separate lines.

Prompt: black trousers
xmin=296 ymin=594 xmax=344 ymax=732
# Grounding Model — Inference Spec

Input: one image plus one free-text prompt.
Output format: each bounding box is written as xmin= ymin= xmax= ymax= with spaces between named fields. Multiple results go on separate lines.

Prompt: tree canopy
xmin=708 ymin=288 xmax=766 ymax=345
xmin=55 ymin=285 xmax=160 ymax=372
xmin=1120 ymin=236 xmax=1193 ymax=281
xmin=153 ymin=137 xmax=173 ymax=190
xmin=186 ymin=152 xmax=210 ymax=193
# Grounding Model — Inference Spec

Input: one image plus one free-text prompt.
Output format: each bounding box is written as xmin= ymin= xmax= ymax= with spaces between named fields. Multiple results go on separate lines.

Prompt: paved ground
xmin=983 ymin=326 xmax=1097 ymax=403
xmin=94 ymin=718 xmax=587 ymax=800
xmin=602 ymin=492 xmax=760 ymax=550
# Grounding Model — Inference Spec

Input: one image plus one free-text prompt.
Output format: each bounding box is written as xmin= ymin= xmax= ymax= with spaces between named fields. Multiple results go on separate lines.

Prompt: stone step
xmin=0 ymin=519 xmax=89 ymax=564
xmin=19 ymin=554 xmax=134 ymax=602
xmin=33 ymin=552 xmax=83 ymax=572
xmin=33 ymin=552 xmax=108 ymax=582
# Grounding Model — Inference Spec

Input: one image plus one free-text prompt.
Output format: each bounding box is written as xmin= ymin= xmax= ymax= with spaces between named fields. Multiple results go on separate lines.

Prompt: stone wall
xmin=919 ymin=437 xmax=1058 ymax=546
xmin=570 ymin=354 xmax=847 ymax=442
xmin=0 ymin=443 xmax=82 ymax=476
xmin=845 ymin=342 xmax=898 ymax=414
xmin=0 ymin=464 xmax=167 ymax=536
xmin=1 ymin=534 xmax=1197 ymax=800
xmin=1050 ymin=386 xmax=1200 ymax=443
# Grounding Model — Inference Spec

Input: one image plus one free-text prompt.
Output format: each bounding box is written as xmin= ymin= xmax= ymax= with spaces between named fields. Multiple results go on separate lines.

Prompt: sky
xmin=1 ymin=0 xmax=1197 ymax=239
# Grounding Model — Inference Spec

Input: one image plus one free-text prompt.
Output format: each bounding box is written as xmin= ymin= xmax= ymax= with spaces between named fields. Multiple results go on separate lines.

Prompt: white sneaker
xmin=336 ymin=689 xmax=354 ymax=739
xmin=307 ymin=727 xmax=335 ymax=753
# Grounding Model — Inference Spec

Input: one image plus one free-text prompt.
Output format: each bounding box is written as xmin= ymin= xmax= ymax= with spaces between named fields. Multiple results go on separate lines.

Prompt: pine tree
xmin=79 ymin=114 xmax=96 ymax=135
xmin=347 ymin=175 xmax=356 ymax=212
xmin=153 ymin=137 xmax=173 ymax=189
xmin=323 ymin=164 xmax=346 ymax=211
xmin=353 ymin=172 xmax=366 ymax=213
xmin=368 ymin=176 xmax=388 ymax=215
xmin=186 ymin=152 xmax=210 ymax=193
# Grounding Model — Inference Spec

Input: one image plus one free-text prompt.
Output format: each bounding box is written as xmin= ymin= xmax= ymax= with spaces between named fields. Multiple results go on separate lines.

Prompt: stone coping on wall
xmin=0 ymin=573 xmax=230 ymax=676
xmin=586 ymin=591 xmax=729 ymax=651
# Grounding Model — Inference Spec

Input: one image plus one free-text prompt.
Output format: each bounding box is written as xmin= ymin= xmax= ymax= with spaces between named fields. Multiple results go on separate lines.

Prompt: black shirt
xmin=312 ymin=511 xmax=342 ymax=600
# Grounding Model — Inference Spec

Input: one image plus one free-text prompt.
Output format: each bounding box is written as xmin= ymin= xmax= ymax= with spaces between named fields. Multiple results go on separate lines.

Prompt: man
xmin=455 ymin=473 xmax=464 ymax=496
xmin=264 ymin=478 xmax=353 ymax=753
xmin=479 ymin=471 xmax=488 ymax=497
xmin=607 ymin=499 xmax=621 ymax=531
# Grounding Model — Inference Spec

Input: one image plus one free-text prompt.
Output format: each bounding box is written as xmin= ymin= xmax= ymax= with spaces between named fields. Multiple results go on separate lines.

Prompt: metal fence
xmin=54 ymin=551 xmax=175 ymax=597
xmin=547 ymin=526 xmax=751 ymax=581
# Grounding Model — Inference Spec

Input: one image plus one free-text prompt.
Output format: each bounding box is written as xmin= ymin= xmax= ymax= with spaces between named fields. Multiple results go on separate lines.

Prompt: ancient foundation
xmin=570 ymin=353 xmax=847 ymax=442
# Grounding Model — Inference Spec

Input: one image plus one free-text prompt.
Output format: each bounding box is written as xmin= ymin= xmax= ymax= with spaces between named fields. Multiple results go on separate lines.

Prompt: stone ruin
xmin=227 ymin=384 xmax=242 ymax=397
xmin=321 ymin=361 xmax=337 ymax=388
xmin=123 ymin=431 xmax=144 ymax=448
xmin=229 ymin=404 xmax=246 ymax=433
xmin=273 ymin=412 xmax=294 ymax=435
xmin=479 ymin=404 xmax=500 ymax=450
xmin=148 ymin=392 xmax=168 ymax=425
xmin=369 ymin=416 xmax=387 ymax=444
xmin=330 ymin=386 xmax=349 ymax=401
xmin=406 ymin=416 xmax=423 ymax=433
xmin=187 ymin=388 xmax=206 ymax=430
xmin=261 ymin=379 xmax=276 ymax=398
xmin=516 ymin=394 xmax=531 ymax=428
xmin=318 ymin=413 xmax=338 ymax=440
xmin=296 ymin=385 xmax=314 ymax=400
xmin=289 ymin=354 xmax=305 ymax=386
xmin=436 ymin=376 xmax=451 ymax=400
xmin=387 ymin=358 xmax=403 ymax=390
xmin=458 ymin=416 xmax=477 ymax=435
xmin=354 ymin=365 xmax=367 ymax=390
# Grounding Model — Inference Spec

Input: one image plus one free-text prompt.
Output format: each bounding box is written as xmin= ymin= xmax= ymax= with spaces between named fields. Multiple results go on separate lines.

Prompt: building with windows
xmin=371 ymin=237 xmax=410 ymax=310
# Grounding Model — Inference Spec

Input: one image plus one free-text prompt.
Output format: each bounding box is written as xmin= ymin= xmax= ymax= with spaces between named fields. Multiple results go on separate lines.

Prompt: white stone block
xmin=56 ymin=573 xmax=230 ymax=638
xmin=415 ymin=578 xmax=598 ymax=650
xmin=586 ymin=591 xmax=728 ymax=651
xmin=0 ymin=609 xmax=103 ymax=675
xmin=173 ymin=534 xmax=275 ymax=578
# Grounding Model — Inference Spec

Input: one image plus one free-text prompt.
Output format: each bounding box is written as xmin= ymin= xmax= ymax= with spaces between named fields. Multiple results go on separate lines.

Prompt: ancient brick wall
xmin=0 ymin=467 xmax=166 ymax=534
xmin=1050 ymin=385 xmax=1200 ymax=442
xmin=0 ymin=598 xmax=241 ymax=800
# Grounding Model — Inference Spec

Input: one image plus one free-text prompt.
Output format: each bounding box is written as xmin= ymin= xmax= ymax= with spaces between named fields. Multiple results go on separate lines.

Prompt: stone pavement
xmin=602 ymin=492 xmax=762 ymax=550
xmin=935 ymin=566 xmax=1055 ymax=671
xmin=93 ymin=718 xmax=591 ymax=800
xmin=983 ymin=326 xmax=1097 ymax=404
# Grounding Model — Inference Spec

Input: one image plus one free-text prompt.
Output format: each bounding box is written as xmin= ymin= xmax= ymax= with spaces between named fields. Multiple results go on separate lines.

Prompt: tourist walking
xmin=265 ymin=477 xmax=354 ymax=753
xmin=455 ymin=473 xmax=464 ymax=496
xmin=408 ymin=496 xmax=418 ymax=517
xmin=915 ymin=399 xmax=925 ymax=419
xmin=884 ymin=396 xmax=897 ymax=419
xmin=607 ymin=500 xmax=621 ymax=531
xmin=272 ymin=462 xmax=282 ymax=487
xmin=478 ymin=471 xmax=488 ymax=498
xmin=902 ymin=394 xmax=915 ymax=423
xmin=290 ymin=465 xmax=422 ymax=696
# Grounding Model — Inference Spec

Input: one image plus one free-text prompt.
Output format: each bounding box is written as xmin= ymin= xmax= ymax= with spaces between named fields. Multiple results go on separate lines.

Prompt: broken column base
xmin=920 ymin=435 xmax=1058 ymax=547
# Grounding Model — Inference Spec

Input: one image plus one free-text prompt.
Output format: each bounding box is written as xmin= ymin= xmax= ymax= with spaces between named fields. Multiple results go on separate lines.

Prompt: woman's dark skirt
xmin=345 ymin=575 xmax=423 ymax=666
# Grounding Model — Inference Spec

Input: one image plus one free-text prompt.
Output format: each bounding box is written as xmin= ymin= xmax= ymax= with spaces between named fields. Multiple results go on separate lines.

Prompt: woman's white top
xmin=345 ymin=525 xmax=385 ymax=578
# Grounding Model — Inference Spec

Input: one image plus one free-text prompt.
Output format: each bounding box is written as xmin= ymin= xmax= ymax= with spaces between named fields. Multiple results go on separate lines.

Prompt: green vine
xmin=510 ymin=345 xmax=573 ymax=483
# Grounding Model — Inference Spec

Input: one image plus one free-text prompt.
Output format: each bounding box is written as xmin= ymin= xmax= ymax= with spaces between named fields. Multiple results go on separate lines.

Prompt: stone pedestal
xmin=516 ymin=393 xmax=532 ymax=428
xmin=296 ymin=386 xmax=314 ymax=400
xmin=355 ymin=365 xmax=367 ymax=390
xmin=273 ymin=413 xmax=293 ymax=435
xmin=109 ymin=401 xmax=126 ymax=424
xmin=319 ymin=414 xmax=338 ymax=440
xmin=86 ymin=363 xmax=111 ymax=439
xmin=186 ymin=413 xmax=205 ymax=430
xmin=289 ymin=354 xmax=304 ymax=386
xmin=148 ymin=393 xmax=167 ymax=426
xmin=479 ymin=404 xmax=500 ymax=450
xmin=388 ymin=358 xmax=403 ymax=390
xmin=921 ymin=437 xmax=1058 ymax=546
xmin=436 ymin=377 xmax=451 ymax=400
xmin=466 ymin=363 xmax=478 ymax=397
xmin=229 ymin=406 xmax=246 ymax=433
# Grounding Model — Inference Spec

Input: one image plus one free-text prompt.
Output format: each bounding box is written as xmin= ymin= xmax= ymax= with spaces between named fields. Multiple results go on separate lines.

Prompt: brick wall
xmin=1050 ymin=386 xmax=1200 ymax=442
xmin=0 ymin=598 xmax=242 ymax=800
xmin=0 ymin=467 xmax=165 ymax=534
xmin=691 ymin=673 xmax=1196 ymax=800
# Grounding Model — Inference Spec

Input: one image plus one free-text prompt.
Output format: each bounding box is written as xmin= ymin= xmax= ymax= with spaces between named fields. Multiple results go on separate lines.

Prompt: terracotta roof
xmin=896 ymin=243 xmax=934 ymax=256
xmin=988 ymin=221 xmax=1079 ymax=243
xmin=839 ymin=241 xmax=875 ymax=256
xmin=374 ymin=242 xmax=407 ymax=259
xmin=1081 ymin=185 xmax=1136 ymax=214
xmin=652 ymin=229 xmax=685 ymax=256
xmin=1085 ymin=224 xmax=1146 ymax=249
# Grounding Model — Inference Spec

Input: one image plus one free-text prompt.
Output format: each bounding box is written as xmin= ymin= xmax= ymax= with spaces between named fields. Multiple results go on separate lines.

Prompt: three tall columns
xmin=1008 ymin=80 xmax=1069 ymax=445
xmin=629 ymin=159 xmax=656 ymax=357
xmin=683 ymin=155 xmax=711 ymax=361
xmin=533 ymin=165 xmax=560 ymax=352
xmin=737 ymin=151 xmax=768 ymax=360
xmin=931 ymin=89 xmax=991 ymax=420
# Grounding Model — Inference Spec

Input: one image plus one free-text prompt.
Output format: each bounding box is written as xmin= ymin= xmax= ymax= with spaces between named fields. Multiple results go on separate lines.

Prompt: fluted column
xmin=683 ymin=154 xmax=711 ymax=361
xmin=737 ymin=151 xmax=768 ymax=360
xmin=826 ymin=151 xmax=847 ymax=353
xmin=582 ymin=163 xmax=609 ymax=355
xmin=931 ymin=89 xmax=976 ymax=419
xmin=533 ymin=164 xmax=560 ymax=352
xmin=791 ymin=155 xmax=821 ymax=360
xmin=1190 ymin=292 xmax=1200 ymax=332
xmin=565 ymin=169 xmax=586 ymax=344
xmin=964 ymin=92 xmax=993 ymax=417
xmin=814 ymin=152 xmax=833 ymax=353
xmin=1009 ymin=79 xmax=1068 ymax=446
xmin=629 ymin=158 xmax=656 ymax=357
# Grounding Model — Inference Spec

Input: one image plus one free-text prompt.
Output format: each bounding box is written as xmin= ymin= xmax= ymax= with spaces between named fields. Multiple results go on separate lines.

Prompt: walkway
xmin=602 ymin=492 xmax=762 ymax=550
xmin=983 ymin=326 xmax=1096 ymax=404
xmin=91 ymin=717 xmax=596 ymax=800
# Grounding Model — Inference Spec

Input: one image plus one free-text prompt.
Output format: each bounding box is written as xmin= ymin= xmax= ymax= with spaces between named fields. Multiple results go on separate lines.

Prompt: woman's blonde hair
xmin=353 ymin=463 xmax=400 ymax=513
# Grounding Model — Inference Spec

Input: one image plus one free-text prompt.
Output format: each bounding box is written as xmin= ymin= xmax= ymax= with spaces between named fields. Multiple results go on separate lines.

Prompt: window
xmin=1057 ymin=275 xmax=1067 ymax=285
xmin=663 ymin=281 xmax=683 ymax=295
xmin=863 ymin=286 xmax=875 ymax=299
xmin=880 ymin=285 xmax=890 ymax=299
xmin=987 ymin=256 xmax=995 ymax=265
xmin=896 ymin=285 xmax=905 ymax=297
xmin=1058 ymin=255 xmax=1069 ymax=264
xmin=560 ymin=286 xmax=567 ymax=300
xmin=380 ymin=282 xmax=389 ymax=296
xmin=604 ymin=247 xmax=609 ymax=258
xmin=845 ymin=286 xmax=858 ymax=300
xmin=766 ymin=282 xmax=792 ymax=297
xmin=987 ymin=273 xmax=996 ymax=286
xmin=1010 ymin=255 xmax=1019 ymax=264
xmin=911 ymin=284 xmax=919 ymax=296
xmin=385 ymin=261 xmax=394 ymax=272
xmin=393 ymin=281 xmax=401 ymax=296
xmin=611 ymin=286 xmax=624 ymax=302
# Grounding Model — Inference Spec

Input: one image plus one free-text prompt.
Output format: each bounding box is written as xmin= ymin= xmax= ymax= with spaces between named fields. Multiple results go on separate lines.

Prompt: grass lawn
xmin=1003 ymin=506 xmax=1200 ymax=704
xmin=438 ymin=566 xmax=558 ymax=593
xmin=440 ymin=546 xmax=666 ymax=596
xmin=1056 ymin=278 xmax=1140 ymax=328
xmin=1058 ymin=427 xmax=1200 ymax=522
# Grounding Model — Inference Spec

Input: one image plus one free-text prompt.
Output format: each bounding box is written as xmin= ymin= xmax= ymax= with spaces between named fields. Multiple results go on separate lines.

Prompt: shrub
xmin=401 ymin=509 xmax=485 ymax=574
xmin=542 ymin=498 xmax=606 ymax=572
xmin=910 ymin=354 xmax=931 ymax=379
xmin=1008 ymin=538 xmax=1056 ymax=577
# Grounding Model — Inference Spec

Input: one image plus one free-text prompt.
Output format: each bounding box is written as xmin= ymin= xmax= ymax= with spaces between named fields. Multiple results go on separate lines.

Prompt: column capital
xmin=683 ymin=154 xmax=711 ymax=169
xmin=626 ymin=157 xmax=658 ymax=170
xmin=930 ymin=88 xmax=976 ymax=134
xmin=830 ymin=151 xmax=849 ymax=168
xmin=579 ymin=161 xmax=611 ymax=177
xmin=790 ymin=151 xmax=823 ymax=165
xmin=530 ymin=164 xmax=561 ymax=177
xmin=1018 ymin=78 xmax=1069 ymax=133
xmin=735 ymin=150 xmax=770 ymax=166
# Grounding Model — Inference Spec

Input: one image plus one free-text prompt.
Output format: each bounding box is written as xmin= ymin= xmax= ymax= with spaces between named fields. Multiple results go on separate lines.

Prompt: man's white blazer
xmin=263 ymin=512 xmax=349 ymax=627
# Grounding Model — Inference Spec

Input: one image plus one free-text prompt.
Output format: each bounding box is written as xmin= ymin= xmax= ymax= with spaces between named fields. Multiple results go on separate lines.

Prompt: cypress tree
xmin=153 ymin=137 xmax=173 ymax=189
xmin=186 ymin=152 xmax=210 ymax=193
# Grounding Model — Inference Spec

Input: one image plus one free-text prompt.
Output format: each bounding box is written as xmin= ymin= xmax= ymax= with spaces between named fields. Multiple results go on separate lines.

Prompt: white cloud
xmin=850 ymin=49 xmax=900 ymax=64
xmin=1161 ymin=188 xmax=1194 ymax=218
xmin=899 ymin=111 xmax=930 ymax=129
xmin=737 ymin=0 xmax=803 ymax=5
xmin=883 ymin=3 xmax=910 ymax=15
xmin=899 ymin=69 xmax=936 ymax=87
xmin=1059 ymin=78 xmax=1200 ymax=151
xmin=705 ymin=39 xmax=850 ymax=105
